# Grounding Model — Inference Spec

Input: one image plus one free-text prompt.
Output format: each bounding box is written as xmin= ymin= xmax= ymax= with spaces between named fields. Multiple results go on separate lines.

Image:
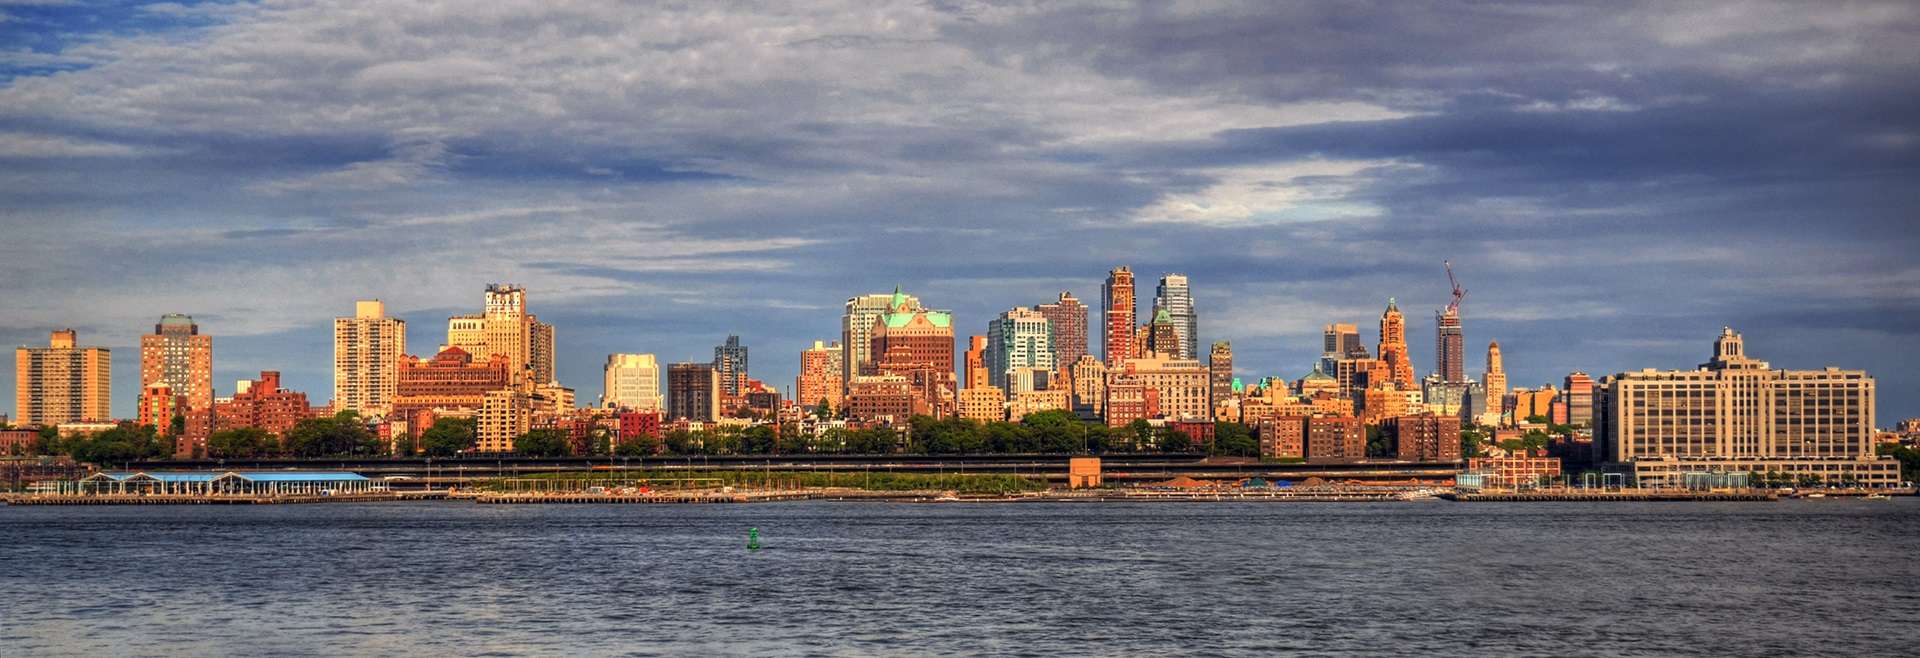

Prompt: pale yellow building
xmin=1009 ymin=389 xmax=1071 ymax=421
xmin=958 ymin=385 xmax=1006 ymax=422
xmin=333 ymin=300 xmax=407 ymax=418
xmin=1117 ymin=355 xmax=1210 ymax=422
xmin=448 ymin=284 xmax=556 ymax=386
xmin=601 ymin=353 xmax=660 ymax=410
xmin=1600 ymin=328 xmax=1899 ymax=487
xmin=15 ymin=330 xmax=111 ymax=426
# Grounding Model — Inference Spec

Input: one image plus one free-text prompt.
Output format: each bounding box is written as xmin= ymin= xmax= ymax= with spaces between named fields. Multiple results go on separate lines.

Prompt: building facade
xmin=1207 ymin=341 xmax=1234 ymax=413
xmin=333 ymin=300 xmax=407 ymax=418
xmin=1102 ymin=267 xmax=1137 ymax=366
xmin=15 ymin=330 xmax=111 ymax=427
xmin=666 ymin=362 xmax=720 ymax=422
xmin=395 ymin=347 xmax=512 ymax=415
xmin=1598 ymin=328 xmax=1898 ymax=487
xmin=1305 ymin=416 xmax=1366 ymax=463
xmin=216 ymin=371 xmax=313 ymax=437
xmin=1376 ymin=300 xmax=1416 ymax=389
xmin=714 ymin=335 xmax=748 ymax=396
xmin=1151 ymin=273 xmax=1197 ymax=359
xmin=986 ymin=308 xmax=1053 ymax=391
xmin=842 ymin=288 xmax=920 ymax=387
xmin=1435 ymin=307 xmax=1465 ymax=383
xmin=601 ymin=353 xmax=661 ymax=411
xmin=796 ymin=341 xmax=844 ymax=411
xmin=1386 ymin=413 xmax=1462 ymax=462
xmin=139 ymin=314 xmax=214 ymax=414
xmin=1033 ymin=292 xmax=1088 ymax=370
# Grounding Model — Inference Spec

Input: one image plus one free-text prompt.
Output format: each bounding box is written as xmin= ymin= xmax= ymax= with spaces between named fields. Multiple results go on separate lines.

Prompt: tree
xmin=1460 ymin=425 xmax=1490 ymax=458
xmin=1213 ymin=422 xmax=1258 ymax=457
xmin=814 ymin=400 xmax=832 ymax=420
xmin=169 ymin=414 xmax=187 ymax=438
xmin=514 ymin=429 xmax=570 ymax=457
xmin=65 ymin=424 xmax=166 ymax=465
xmin=208 ymin=427 xmax=277 ymax=459
xmin=615 ymin=434 xmax=661 ymax=456
xmin=418 ymin=417 xmax=476 ymax=457
xmin=1159 ymin=428 xmax=1193 ymax=453
xmin=1023 ymin=411 xmax=1088 ymax=454
xmin=284 ymin=413 xmax=380 ymax=457
xmin=33 ymin=426 xmax=61 ymax=456
xmin=1366 ymin=425 xmax=1392 ymax=458
xmin=739 ymin=425 xmax=778 ymax=454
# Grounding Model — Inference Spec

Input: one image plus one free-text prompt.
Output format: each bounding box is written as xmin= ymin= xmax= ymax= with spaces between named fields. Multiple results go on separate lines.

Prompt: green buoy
xmin=747 ymin=527 xmax=761 ymax=551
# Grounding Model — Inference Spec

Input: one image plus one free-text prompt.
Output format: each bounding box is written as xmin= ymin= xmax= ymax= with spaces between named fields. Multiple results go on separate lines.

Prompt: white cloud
xmin=1131 ymin=160 xmax=1395 ymax=225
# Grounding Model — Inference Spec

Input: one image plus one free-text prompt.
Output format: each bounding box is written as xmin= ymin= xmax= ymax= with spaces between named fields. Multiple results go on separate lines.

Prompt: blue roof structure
xmin=85 ymin=471 xmax=369 ymax=483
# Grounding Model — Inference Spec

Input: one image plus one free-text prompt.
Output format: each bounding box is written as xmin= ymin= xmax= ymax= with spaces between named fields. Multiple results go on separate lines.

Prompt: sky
xmin=2 ymin=1 xmax=1917 ymax=425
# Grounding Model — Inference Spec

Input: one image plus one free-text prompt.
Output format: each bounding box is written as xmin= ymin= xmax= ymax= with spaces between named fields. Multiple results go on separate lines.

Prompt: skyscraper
xmin=1208 ymin=341 xmax=1234 ymax=412
xmin=530 ymin=320 xmax=555 ymax=385
xmin=1102 ymin=267 xmax=1137 ymax=366
xmin=1319 ymin=323 xmax=1369 ymax=374
xmin=601 ymin=353 xmax=661 ymax=411
xmin=1435 ymin=307 xmax=1465 ymax=383
xmin=667 ymin=362 xmax=719 ymax=422
xmin=1376 ymin=299 xmax=1415 ymax=389
xmin=713 ymin=335 xmax=748 ymax=396
xmin=1484 ymin=340 xmax=1508 ymax=415
xmin=333 ymin=300 xmax=407 ymax=417
xmin=963 ymin=335 xmax=989 ymax=390
xmin=1152 ymin=273 xmax=1197 ymax=359
xmin=140 ymin=314 xmax=213 ymax=413
xmin=1146 ymin=308 xmax=1180 ymax=358
xmin=14 ymin=329 xmax=111 ymax=426
xmin=843 ymin=287 xmax=921 ymax=383
xmin=796 ymin=341 xmax=843 ymax=411
xmin=1562 ymin=371 xmax=1595 ymax=428
xmin=1033 ymin=291 xmax=1088 ymax=368
xmin=870 ymin=290 xmax=956 ymax=417
xmin=446 ymin=284 xmax=551 ymax=385
xmin=986 ymin=308 xmax=1054 ymax=390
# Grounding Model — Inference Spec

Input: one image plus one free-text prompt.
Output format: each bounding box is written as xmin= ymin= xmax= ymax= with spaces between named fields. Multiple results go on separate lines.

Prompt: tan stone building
xmin=958 ymin=385 xmax=1006 ymax=422
xmin=15 ymin=330 xmax=111 ymax=426
xmin=1599 ymin=328 xmax=1899 ymax=487
xmin=1114 ymin=355 xmax=1210 ymax=422
xmin=334 ymin=300 xmax=407 ymax=418
xmin=796 ymin=341 xmax=843 ymax=411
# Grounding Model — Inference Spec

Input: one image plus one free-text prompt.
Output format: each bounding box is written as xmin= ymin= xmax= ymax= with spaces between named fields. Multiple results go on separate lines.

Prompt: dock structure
xmin=3 ymin=491 xmax=446 ymax=506
xmin=1441 ymin=490 xmax=1778 ymax=502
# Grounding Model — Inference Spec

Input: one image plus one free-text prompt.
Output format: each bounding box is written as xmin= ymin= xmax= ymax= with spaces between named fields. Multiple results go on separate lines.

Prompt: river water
xmin=3 ymin=499 xmax=1917 ymax=657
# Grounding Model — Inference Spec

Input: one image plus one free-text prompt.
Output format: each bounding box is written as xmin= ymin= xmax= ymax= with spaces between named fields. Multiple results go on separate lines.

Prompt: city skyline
xmin=2 ymin=2 xmax=1916 ymax=424
xmin=5 ymin=271 xmax=1917 ymax=426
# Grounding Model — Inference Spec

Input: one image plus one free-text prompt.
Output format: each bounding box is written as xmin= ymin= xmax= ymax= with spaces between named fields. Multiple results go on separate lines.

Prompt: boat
xmin=1865 ymin=494 xmax=1890 ymax=500
xmin=1804 ymin=493 xmax=1826 ymax=499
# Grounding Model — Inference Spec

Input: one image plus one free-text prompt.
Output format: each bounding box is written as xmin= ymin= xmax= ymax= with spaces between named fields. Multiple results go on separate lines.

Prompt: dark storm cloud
xmin=0 ymin=0 xmax=1915 ymax=421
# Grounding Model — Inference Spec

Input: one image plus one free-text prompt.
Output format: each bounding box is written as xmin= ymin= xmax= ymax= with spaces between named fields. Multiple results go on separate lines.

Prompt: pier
xmin=2 ymin=491 xmax=447 ymax=506
xmin=1442 ymin=490 xmax=1778 ymax=502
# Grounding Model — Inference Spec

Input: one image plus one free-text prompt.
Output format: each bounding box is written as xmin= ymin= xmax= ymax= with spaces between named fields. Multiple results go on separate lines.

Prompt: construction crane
xmin=1443 ymin=260 xmax=1466 ymax=315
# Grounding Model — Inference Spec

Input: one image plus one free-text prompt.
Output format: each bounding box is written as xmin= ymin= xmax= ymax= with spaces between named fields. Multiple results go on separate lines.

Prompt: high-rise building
xmin=1102 ymin=267 xmax=1137 ymax=366
xmin=1562 ymin=372 xmax=1594 ymax=428
xmin=1386 ymin=413 xmax=1462 ymax=462
xmin=601 ymin=353 xmax=661 ymax=411
xmin=333 ymin=300 xmax=407 ymax=417
xmin=1208 ymin=341 xmax=1234 ymax=412
xmin=962 ymin=335 xmax=989 ymax=390
xmin=1113 ymin=355 xmax=1210 ymax=422
xmin=958 ymin=385 xmax=1006 ymax=422
xmin=1305 ymin=415 xmax=1365 ymax=463
xmin=843 ymin=288 xmax=921 ymax=384
xmin=667 ymin=362 xmax=720 ymax=422
xmin=713 ymin=335 xmax=748 ymax=396
xmin=140 ymin=314 xmax=214 ymax=413
xmin=1071 ymin=355 xmax=1107 ymax=421
xmin=1033 ymin=292 xmax=1088 ymax=369
xmin=1484 ymin=341 xmax=1508 ymax=414
xmin=1435 ymin=307 xmax=1465 ymax=383
xmin=447 ymin=284 xmax=551 ymax=385
xmin=1376 ymin=300 xmax=1415 ymax=389
xmin=797 ymin=341 xmax=844 ymax=412
xmin=1152 ymin=274 xmax=1197 ymax=359
xmin=1598 ymin=328 xmax=1899 ymax=487
xmin=137 ymin=383 xmax=185 ymax=433
xmin=15 ymin=330 xmax=111 ymax=426
xmin=1145 ymin=308 xmax=1180 ymax=358
xmin=870 ymin=291 xmax=956 ymax=417
xmin=986 ymin=308 xmax=1053 ymax=391
xmin=1319 ymin=323 xmax=1369 ymax=374
xmin=530 ymin=320 xmax=555 ymax=385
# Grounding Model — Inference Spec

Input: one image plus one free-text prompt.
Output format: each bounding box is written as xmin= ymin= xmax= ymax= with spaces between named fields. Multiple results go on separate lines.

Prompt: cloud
xmin=0 ymin=0 xmax=1916 ymax=423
